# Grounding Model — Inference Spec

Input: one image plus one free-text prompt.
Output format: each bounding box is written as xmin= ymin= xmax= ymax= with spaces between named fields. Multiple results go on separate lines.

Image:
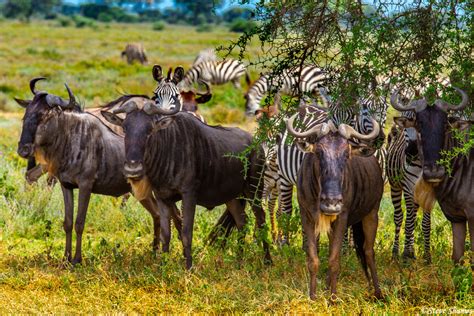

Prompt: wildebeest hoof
xmin=373 ymin=290 xmax=384 ymax=301
xmin=72 ymin=258 xmax=82 ymax=266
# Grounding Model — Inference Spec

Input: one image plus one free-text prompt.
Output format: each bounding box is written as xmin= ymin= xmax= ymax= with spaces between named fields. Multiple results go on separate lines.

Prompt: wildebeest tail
xmin=352 ymin=222 xmax=370 ymax=281
xmin=207 ymin=209 xmax=236 ymax=245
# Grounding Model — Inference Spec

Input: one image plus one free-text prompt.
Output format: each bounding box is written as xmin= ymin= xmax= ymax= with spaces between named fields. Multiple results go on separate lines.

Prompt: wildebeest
xmin=390 ymin=87 xmax=473 ymax=265
xmin=121 ymin=43 xmax=148 ymax=65
xmin=286 ymin=110 xmax=383 ymax=300
xmin=102 ymin=97 xmax=272 ymax=269
xmin=16 ymin=78 xmax=180 ymax=264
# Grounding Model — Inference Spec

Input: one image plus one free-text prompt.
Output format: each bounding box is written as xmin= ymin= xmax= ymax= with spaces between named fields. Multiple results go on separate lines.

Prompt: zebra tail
xmin=207 ymin=209 xmax=236 ymax=246
xmin=352 ymin=221 xmax=370 ymax=281
xmin=245 ymin=72 xmax=251 ymax=87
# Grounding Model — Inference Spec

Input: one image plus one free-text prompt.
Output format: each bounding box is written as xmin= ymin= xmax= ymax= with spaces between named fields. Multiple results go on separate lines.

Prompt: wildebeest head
xmin=286 ymin=111 xmax=380 ymax=217
xmin=180 ymin=81 xmax=212 ymax=112
xmin=15 ymin=78 xmax=79 ymax=159
xmin=152 ymin=65 xmax=185 ymax=112
xmin=102 ymin=99 xmax=177 ymax=179
xmin=390 ymin=87 xmax=469 ymax=182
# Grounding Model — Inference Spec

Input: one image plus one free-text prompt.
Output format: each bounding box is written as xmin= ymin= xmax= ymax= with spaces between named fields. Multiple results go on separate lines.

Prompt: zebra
xmin=193 ymin=48 xmax=218 ymax=66
xmin=178 ymin=59 xmax=247 ymax=91
xmin=386 ymin=111 xmax=431 ymax=262
xmin=151 ymin=65 xmax=206 ymax=122
xmin=245 ymin=65 xmax=327 ymax=116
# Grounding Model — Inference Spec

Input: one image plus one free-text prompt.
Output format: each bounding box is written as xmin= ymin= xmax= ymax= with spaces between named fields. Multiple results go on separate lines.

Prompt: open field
xmin=0 ymin=20 xmax=472 ymax=313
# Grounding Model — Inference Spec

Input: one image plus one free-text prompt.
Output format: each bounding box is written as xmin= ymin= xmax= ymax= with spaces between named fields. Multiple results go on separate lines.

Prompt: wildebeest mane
xmin=100 ymin=94 xmax=151 ymax=110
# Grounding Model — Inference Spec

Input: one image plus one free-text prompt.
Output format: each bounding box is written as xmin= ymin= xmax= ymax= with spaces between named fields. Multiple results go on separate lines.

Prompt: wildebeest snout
xmin=124 ymin=160 xmax=144 ymax=179
xmin=422 ymin=164 xmax=445 ymax=182
xmin=17 ymin=143 xmax=34 ymax=158
xmin=320 ymin=193 xmax=343 ymax=214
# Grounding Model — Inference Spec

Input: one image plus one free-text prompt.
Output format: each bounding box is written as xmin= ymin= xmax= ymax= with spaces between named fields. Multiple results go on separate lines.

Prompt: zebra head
xmin=152 ymin=65 xmax=184 ymax=112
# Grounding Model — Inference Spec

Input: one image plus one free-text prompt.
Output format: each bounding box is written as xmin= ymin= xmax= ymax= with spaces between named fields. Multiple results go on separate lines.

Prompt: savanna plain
xmin=0 ymin=20 xmax=472 ymax=313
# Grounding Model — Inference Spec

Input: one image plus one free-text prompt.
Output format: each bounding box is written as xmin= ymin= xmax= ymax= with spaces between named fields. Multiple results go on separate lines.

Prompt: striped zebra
xmin=179 ymin=59 xmax=247 ymax=91
xmin=192 ymin=48 xmax=217 ymax=66
xmin=151 ymin=65 xmax=206 ymax=122
xmin=245 ymin=65 xmax=327 ymax=116
xmin=386 ymin=111 xmax=431 ymax=262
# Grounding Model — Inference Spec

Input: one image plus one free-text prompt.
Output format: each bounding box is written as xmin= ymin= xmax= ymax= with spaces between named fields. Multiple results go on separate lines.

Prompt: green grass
xmin=0 ymin=20 xmax=473 ymax=313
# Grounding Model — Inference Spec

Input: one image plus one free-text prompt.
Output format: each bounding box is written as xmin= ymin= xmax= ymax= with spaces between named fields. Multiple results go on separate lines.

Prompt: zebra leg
xmin=267 ymin=186 xmax=279 ymax=243
xmin=422 ymin=210 xmax=431 ymax=263
xmin=231 ymin=77 xmax=241 ymax=90
xmin=402 ymin=193 xmax=417 ymax=259
xmin=390 ymin=187 xmax=403 ymax=259
xmin=277 ymin=178 xmax=293 ymax=246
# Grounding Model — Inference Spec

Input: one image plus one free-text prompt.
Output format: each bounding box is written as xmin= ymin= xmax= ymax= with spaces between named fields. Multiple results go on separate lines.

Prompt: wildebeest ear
xmin=101 ymin=111 xmax=123 ymax=127
xmin=351 ymin=144 xmax=376 ymax=157
xmin=295 ymin=140 xmax=314 ymax=153
xmin=14 ymin=98 xmax=31 ymax=108
xmin=394 ymin=116 xmax=415 ymax=128
xmin=152 ymin=65 xmax=163 ymax=82
xmin=196 ymin=94 xmax=212 ymax=104
xmin=173 ymin=67 xmax=185 ymax=84
xmin=152 ymin=117 xmax=175 ymax=133
xmin=451 ymin=120 xmax=471 ymax=132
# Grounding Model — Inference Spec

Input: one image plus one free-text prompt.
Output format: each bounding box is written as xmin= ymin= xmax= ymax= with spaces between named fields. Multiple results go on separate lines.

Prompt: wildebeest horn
xmin=286 ymin=112 xmax=334 ymax=138
xmin=434 ymin=87 xmax=469 ymax=112
xmin=338 ymin=117 xmax=380 ymax=141
xmin=143 ymin=101 xmax=180 ymax=116
xmin=113 ymin=100 xmax=138 ymax=114
xmin=30 ymin=77 xmax=46 ymax=95
xmin=196 ymin=81 xmax=211 ymax=95
xmin=390 ymin=90 xmax=427 ymax=112
xmin=64 ymin=83 xmax=77 ymax=109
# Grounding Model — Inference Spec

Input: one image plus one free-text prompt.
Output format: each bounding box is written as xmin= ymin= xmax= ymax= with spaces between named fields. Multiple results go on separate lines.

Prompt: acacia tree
xmin=223 ymin=0 xmax=472 ymax=160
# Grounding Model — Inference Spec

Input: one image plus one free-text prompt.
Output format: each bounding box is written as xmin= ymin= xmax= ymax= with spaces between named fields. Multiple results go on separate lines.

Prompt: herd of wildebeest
xmin=12 ymin=46 xmax=473 ymax=300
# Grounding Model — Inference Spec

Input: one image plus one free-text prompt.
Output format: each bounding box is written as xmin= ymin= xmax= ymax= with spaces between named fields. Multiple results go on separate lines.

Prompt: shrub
xmin=229 ymin=18 xmax=257 ymax=33
xmin=98 ymin=12 xmax=113 ymax=23
xmin=57 ymin=15 xmax=72 ymax=27
xmin=196 ymin=24 xmax=212 ymax=33
xmin=152 ymin=21 xmax=165 ymax=31
xmin=72 ymin=15 xmax=96 ymax=28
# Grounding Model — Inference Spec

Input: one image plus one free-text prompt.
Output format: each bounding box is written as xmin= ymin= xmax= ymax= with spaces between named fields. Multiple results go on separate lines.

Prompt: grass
xmin=0 ymin=20 xmax=473 ymax=313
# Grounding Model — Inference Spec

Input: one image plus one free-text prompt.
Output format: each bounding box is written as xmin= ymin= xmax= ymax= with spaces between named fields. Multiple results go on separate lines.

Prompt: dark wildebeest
xmin=390 ymin=87 xmax=473 ymax=266
xmin=151 ymin=65 xmax=211 ymax=122
xmin=16 ymin=78 xmax=180 ymax=264
xmin=121 ymin=43 xmax=148 ymax=65
xmin=102 ymin=96 xmax=272 ymax=269
xmin=286 ymin=110 xmax=383 ymax=300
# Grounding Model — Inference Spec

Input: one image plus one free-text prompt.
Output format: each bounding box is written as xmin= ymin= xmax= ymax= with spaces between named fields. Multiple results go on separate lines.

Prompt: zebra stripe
xmin=181 ymin=59 xmax=246 ymax=90
xmin=386 ymin=111 xmax=431 ymax=262
xmin=245 ymin=65 xmax=327 ymax=115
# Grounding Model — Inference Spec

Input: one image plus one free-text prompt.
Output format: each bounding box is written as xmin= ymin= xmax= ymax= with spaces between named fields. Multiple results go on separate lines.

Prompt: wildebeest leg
xmin=181 ymin=194 xmax=197 ymax=270
xmin=226 ymin=199 xmax=248 ymax=260
xmin=326 ymin=215 xmax=347 ymax=298
xmin=138 ymin=196 xmax=162 ymax=251
xmin=158 ymin=201 xmax=172 ymax=253
xmin=72 ymin=186 xmax=92 ymax=265
xmin=390 ymin=187 xmax=402 ymax=258
xmin=61 ymin=184 xmax=74 ymax=263
xmin=170 ymin=203 xmax=183 ymax=240
xmin=468 ymin=217 xmax=474 ymax=270
xmin=362 ymin=208 xmax=382 ymax=299
xmin=251 ymin=200 xmax=272 ymax=264
xmin=422 ymin=210 xmax=431 ymax=263
xmin=451 ymin=221 xmax=467 ymax=264
xmin=302 ymin=209 xmax=319 ymax=300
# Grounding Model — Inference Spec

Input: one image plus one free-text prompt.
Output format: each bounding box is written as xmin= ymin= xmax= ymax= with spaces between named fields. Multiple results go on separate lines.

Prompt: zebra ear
xmin=173 ymin=67 xmax=185 ymax=84
xmin=152 ymin=65 xmax=163 ymax=82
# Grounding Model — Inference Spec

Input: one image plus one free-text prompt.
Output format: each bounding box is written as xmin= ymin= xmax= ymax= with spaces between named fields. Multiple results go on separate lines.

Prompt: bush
xmin=98 ymin=12 xmax=113 ymax=23
xmin=72 ymin=15 xmax=96 ymax=28
xmin=57 ymin=15 xmax=72 ymax=27
xmin=152 ymin=21 xmax=165 ymax=31
xmin=196 ymin=24 xmax=212 ymax=33
xmin=229 ymin=18 xmax=257 ymax=33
